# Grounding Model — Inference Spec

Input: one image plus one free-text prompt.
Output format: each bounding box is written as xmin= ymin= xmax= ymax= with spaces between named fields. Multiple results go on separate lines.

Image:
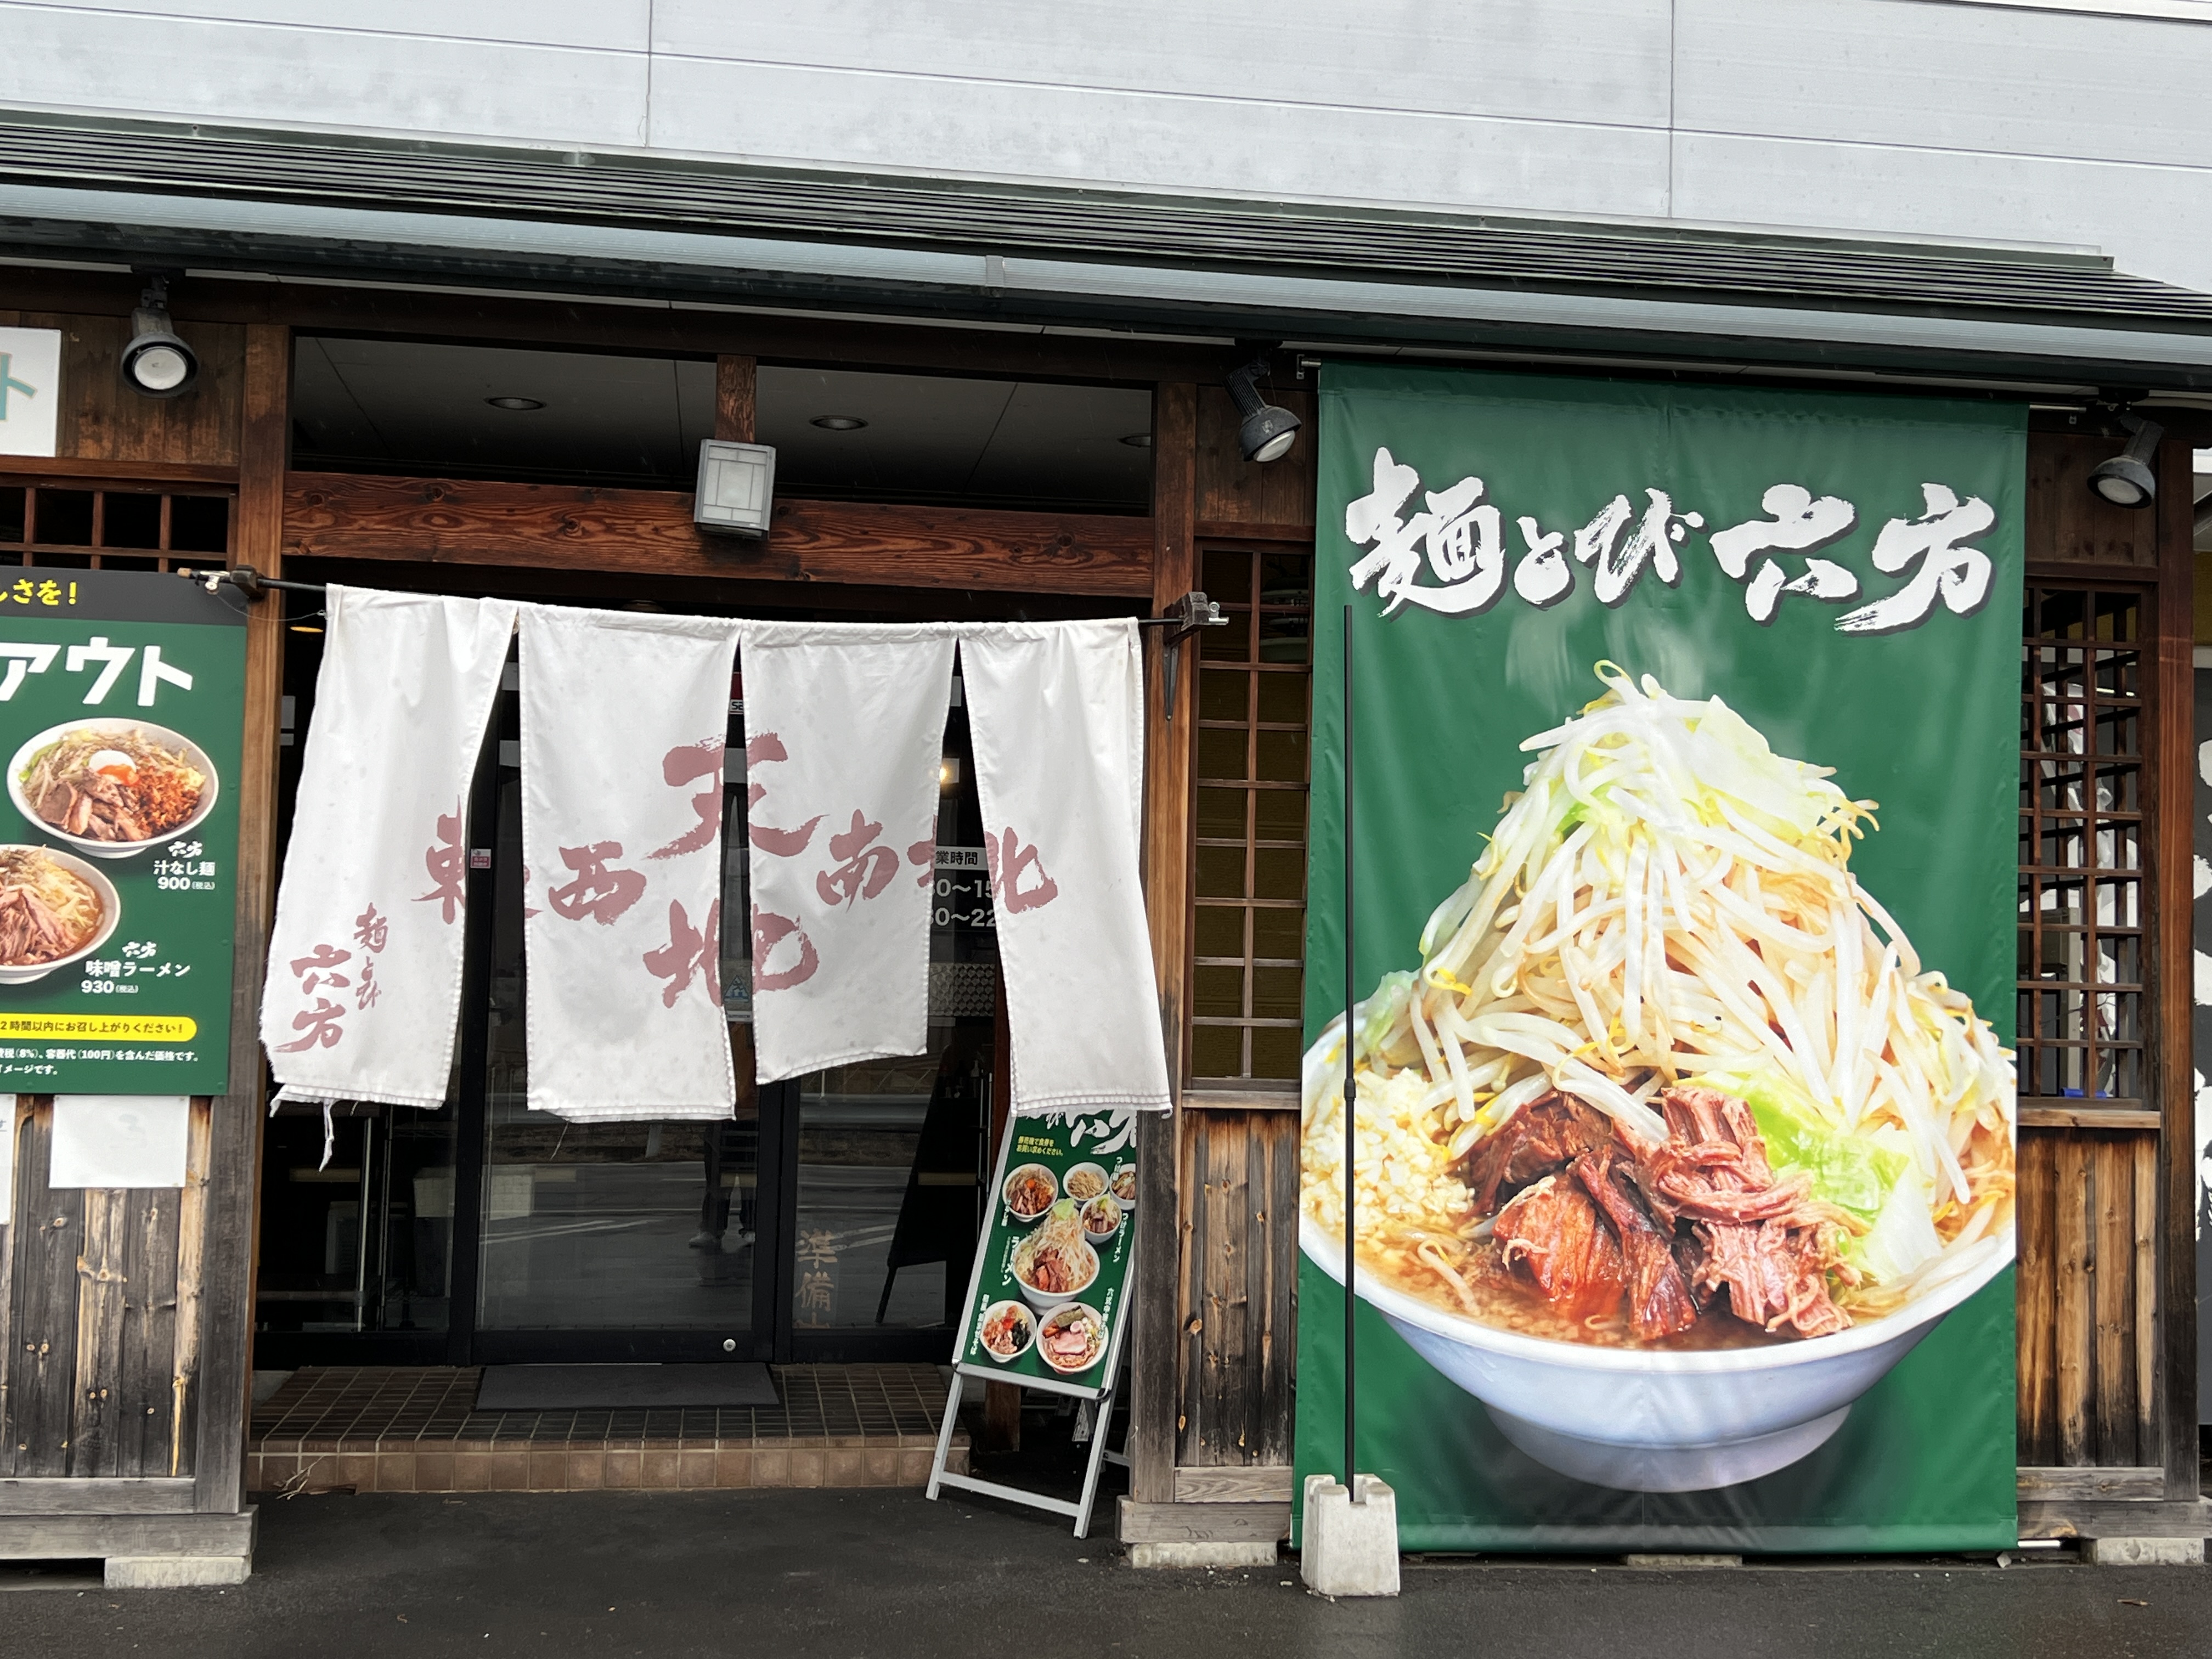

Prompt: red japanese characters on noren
xmin=415 ymin=805 xmax=467 ymax=923
xmin=985 ymin=826 xmax=1059 ymax=914
xmin=546 ymin=842 xmax=646 ymax=924
xmin=644 ymin=899 xmax=722 ymax=1008
xmin=650 ymin=738 xmax=725 ymax=860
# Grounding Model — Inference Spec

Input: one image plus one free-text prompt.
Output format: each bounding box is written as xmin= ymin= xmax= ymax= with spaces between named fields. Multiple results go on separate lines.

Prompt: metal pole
xmin=1342 ymin=602 xmax=1358 ymax=1503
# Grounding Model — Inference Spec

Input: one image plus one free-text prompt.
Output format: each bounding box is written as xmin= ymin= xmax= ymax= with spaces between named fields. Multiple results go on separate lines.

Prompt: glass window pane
xmin=101 ymin=490 xmax=163 ymax=550
xmin=1259 ymin=553 xmax=1311 ymax=608
xmin=1197 ymin=725 xmax=1250 ymax=781
xmin=1254 ymin=789 xmax=1308 ymax=840
xmin=792 ymin=1031 xmax=989 ymax=1331
xmin=1196 ymin=786 xmax=1248 ymax=839
xmin=168 ymin=494 xmax=230 ymax=554
xmin=1255 ymin=671 xmax=1309 ymax=724
xmin=1194 ymin=904 xmax=1246 ymax=958
xmin=1199 ymin=669 xmax=1250 ymax=723
xmin=1257 ymin=613 xmax=1310 ymax=664
xmin=1200 ymin=609 xmax=1251 ymax=662
xmin=1253 ymin=846 xmax=1305 ymax=900
xmin=1195 ymin=843 xmax=1248 ymax=899
xmin=35 ymin=489 xmax=93 ymax=546
xmin=1252 ymin=965 xmax=1302 ymax=1020
xmin=1250 ymin=1026 xmax=1302 ymax=1079
xmin=1252 ymin=906 xmax=1305 ymax=960
xmin=1256 ymin=728 xmax=1308 ymax=782
xmin=1191 ymin=1023 xmax=1245 ymax=1079
xmin=1193 ymin=963 xmax=1245 ymax=1019
xmin=1203 ymin=549 xmax=1253 ymax=601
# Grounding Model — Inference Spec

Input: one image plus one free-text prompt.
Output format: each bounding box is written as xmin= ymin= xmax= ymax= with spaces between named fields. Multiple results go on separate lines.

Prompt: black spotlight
xmin=120 ymin=274 xmax=199 ymax=399
xmin=2087 ymin=413 xmax=2162 ymax=509
xmin=1226 ymin=345 xmax=1301 ymax=464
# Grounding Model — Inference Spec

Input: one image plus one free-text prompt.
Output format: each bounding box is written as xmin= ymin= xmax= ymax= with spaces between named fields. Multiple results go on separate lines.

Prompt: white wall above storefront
xmin=1 ymin=1 xmax=2210 ymax=291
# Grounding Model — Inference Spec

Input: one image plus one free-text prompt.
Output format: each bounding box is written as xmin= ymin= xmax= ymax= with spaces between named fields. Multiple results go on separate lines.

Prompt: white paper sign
xmin=0 ymin=328 xmax=62 ymax=459
xmin=0 ymin=1095 xmax=16 ymax=1224
xmin=49 ymin=1094 xmax=190 ymax=1189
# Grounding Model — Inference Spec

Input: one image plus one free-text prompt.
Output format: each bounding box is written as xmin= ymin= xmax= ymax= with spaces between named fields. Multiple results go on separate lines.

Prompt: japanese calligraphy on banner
xmin=1297 ymin=368 xmax=2022 ymax=1553
xmin=0 ymin=567 xmax=242 ymax=1093
xmin=736 ymin=621 xmax=957 ymax=1083
xmin=955 ymin=1110 xmax=1136 ymax=1396
xmin=519 ymin=606 xmax=736 ymax=1122
xmin=264 ymin=589 xmax=517 ymax=1109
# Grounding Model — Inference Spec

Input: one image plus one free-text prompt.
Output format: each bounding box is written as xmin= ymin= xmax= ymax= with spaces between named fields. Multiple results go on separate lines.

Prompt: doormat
xmin=474 ymin=1363 xmax=781 ymax=1412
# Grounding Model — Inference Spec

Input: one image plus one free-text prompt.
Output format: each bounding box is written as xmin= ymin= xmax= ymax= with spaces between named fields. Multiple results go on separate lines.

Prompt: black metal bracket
xmin=1136 ymin=590 xmax=1227 ymax=720
xmin=176 ymin=564 xmax=328 ymax=598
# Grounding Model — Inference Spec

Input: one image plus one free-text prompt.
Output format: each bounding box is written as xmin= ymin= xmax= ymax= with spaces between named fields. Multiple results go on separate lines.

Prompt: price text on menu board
xmin=0 ymin=568 xmax=244 ymax=1092
xmin=957 ymin=1111 xmax=1136 ymax=1396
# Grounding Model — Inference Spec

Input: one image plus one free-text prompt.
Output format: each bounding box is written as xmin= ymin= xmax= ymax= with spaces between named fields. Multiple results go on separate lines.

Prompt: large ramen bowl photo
xmin=1297 ymin=668 xmax=2017 ymax=1495
xmin=1304 ymin=1017 xmax=2012 ymax=1494
xmin=9 ymin=718 xmax=220 ymax=861
xmin=0 ymin=844 xmax=121 ymax=984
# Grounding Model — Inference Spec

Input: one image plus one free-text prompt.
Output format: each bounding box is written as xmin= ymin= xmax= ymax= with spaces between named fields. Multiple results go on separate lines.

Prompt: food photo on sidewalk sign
xmin=958 ymin=1111 xmax=1136 ymax=1393
xmin=0 ymin=567 xmax=244 ymax=1094
xmin=1296 ymin=367 xmax=2021 ymax=1551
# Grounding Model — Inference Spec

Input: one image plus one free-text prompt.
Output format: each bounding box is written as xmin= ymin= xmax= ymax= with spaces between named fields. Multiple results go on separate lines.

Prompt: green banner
xmin=1296 ymin=367 xmax=2021 ymax=1551
xmin=956 ymin=1112 xmax=1136 ymax=1394
xmin=0 ymin=568 xmax=244 ymax=1094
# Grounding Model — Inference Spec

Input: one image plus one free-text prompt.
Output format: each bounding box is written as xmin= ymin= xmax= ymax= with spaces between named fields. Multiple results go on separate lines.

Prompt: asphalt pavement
xmin=2 ymin=1487 xmax=2207 ymax=1659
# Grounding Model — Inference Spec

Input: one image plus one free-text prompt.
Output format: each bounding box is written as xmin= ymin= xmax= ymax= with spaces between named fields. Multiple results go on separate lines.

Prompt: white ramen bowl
xmin=1302 ymin=1012 xmax=2014 ymax=1493
xmin=977 ymin=1299 xmax=1036 ymax=1365
xmin=0 ymin=845 xmax=121 ymax=984
xmin=9 ymin=719 xmax=220 ymax=861
xmin=1013 ymin=1238 xmax=1099 ymax=1313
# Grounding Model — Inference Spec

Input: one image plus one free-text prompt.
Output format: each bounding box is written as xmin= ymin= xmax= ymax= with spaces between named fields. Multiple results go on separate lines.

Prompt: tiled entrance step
xmin=248 ymin=1364 xmax=967 ymax=1494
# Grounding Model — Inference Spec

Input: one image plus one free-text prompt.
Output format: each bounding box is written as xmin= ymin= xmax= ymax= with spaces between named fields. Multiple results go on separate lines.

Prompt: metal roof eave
xmin=5 ymin=182 xmax=2212 ymax=393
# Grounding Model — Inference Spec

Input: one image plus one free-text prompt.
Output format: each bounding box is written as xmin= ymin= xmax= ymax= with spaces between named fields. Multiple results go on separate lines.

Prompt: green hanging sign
xmin=0 ymin=568 xmax=244 ymax=1095
xmin=1296 ymin=366 xmax=2022 ymax=1552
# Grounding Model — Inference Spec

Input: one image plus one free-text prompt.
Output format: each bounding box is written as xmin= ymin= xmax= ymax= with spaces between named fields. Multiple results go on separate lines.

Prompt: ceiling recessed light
xmin=289 ymin=624 xmax=324 ymax=634
xmin=1120 ymin=432 xmax=1153 ymax=448
xmin=810 ymin=415 xmax=868 ymax=431
xmin=486 ymin=396 xmax=544 ymax=411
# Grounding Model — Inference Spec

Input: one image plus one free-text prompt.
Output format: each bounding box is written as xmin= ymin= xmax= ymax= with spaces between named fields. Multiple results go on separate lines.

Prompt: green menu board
xmin=0 ymin=567 xmax=244 ymax=1094
xmin=955 ymin=1111 xmax=1137 ymax=1397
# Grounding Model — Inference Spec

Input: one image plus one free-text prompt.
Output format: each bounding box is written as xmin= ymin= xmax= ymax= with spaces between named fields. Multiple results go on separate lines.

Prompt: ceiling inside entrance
xmin=291 ymin=338 xmax=1154 ymax=513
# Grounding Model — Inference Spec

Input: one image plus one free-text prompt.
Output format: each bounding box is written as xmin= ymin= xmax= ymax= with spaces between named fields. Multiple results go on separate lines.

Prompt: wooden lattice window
xmin=0 ymin=479 xmax=233 ymax=571
xmin=1189 ymin=545 xmax=1312 ymax=1082
xmin=2018 ymin=584 xmax=2147 ymax=1109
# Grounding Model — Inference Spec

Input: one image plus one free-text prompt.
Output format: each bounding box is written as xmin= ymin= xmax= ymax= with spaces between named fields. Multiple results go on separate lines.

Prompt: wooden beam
xmin=0 ymin=457 xmax=239 ymax=488
xmin=714 ymin=356 xmax=758 ymax=444
xmin=2153 ymin=437 xmax=2198 ymax=1498
xmin=1130 ymin=382 xmax=1197 ymax=1509
xmin=0 ymin=1508 xmax=256 ymax=1559
xmin=2019 ymin=1496 xmax=2212 ymax=1541
xmin=2017 ymin=1465 xmax=2165 ymax=1503
xmin=193 ymin=323 xmax=287 ymax=1517
xmin=1116 ymin=1497 xmax=1288 ymax=1544
xmin=0 ymin=1477 xmax=196 ymax=1515
xmin=281 ymin=472 xmax=1154 ymax=597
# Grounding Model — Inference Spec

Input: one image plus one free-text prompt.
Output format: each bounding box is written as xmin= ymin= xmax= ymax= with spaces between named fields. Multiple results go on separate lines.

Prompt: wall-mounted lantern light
xmin=694 ymin=440 xmax=777 ymax=539
xmin=2087 ymin=413 xmax=2163 ymax=510
xmin=1226 ymin=343 xmax=1301 ymax=464
xmin=120 ymin=274 xmax=198 ymax=399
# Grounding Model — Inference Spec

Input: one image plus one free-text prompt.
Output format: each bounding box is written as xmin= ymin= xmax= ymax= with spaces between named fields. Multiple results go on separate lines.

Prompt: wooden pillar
xmin=715 ymin=355 xmax=758 ymax=444
xmin=192 ymin=323 xmax=289 ymax=1513
xmin=2153 ymin=437 xmax=2197 ymax=1499
xmin=1130 ymin=383 xmax=1198 ymax=1507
